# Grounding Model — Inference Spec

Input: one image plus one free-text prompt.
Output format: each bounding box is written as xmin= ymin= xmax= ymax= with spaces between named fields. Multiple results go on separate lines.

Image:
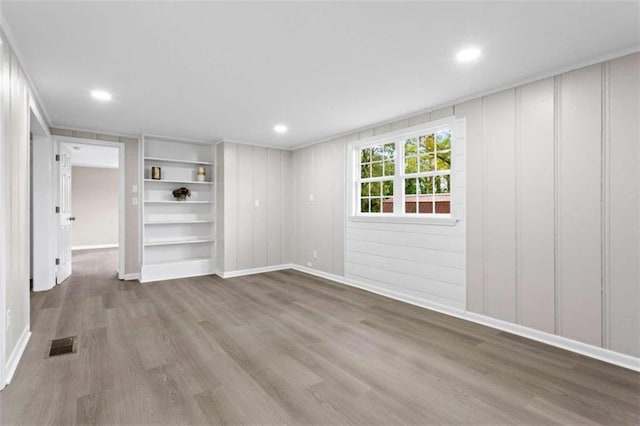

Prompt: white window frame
xmin=347 ymin=116 xmax=460 ymax=225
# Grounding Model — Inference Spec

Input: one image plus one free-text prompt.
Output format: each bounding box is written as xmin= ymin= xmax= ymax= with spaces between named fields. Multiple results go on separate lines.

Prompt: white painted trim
xmin=348 ymin=215 xmax=458 ymax=226
xmin=72 ymin=243 xmax=118 ymax=251
xmin=53 ymin=136 xmax=126 ymax=280
xmin=290 ymin=264 xmax=640 ymax=372
xmin=218 ymin=264 xmax=293 ymax=279
xmin=123 ymin=273 xmax=139 ymax=281
xmin=218 ymin=138 xmax=295 ymax=152
xmin=70 ymin=162 xmax=118 ymax=169
xmin=291 ymin=47 xmax=640 ymax=151
xmin=5 ymin=326 xmax=31 ymax=385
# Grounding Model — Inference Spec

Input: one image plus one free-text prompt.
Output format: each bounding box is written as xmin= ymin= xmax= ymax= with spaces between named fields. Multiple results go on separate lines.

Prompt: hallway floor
xmin=0 ymin=248 xmax=639 ymax=425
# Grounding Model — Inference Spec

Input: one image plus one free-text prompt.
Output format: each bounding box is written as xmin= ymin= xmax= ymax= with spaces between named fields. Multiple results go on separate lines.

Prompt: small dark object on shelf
xmin=173 ymin=187 xmax=191 ymax=201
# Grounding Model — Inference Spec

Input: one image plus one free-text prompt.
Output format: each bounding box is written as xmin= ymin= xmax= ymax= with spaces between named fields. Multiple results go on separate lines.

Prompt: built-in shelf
xmin=144 ymin=257 xmax=212 ymax=267
xmin=141 ymin=135 xmax=217 ymax=283
xmin=144 ymin=200 xmax=213 ymax=204
xmin=144 ymin=179 xmax=213 ymax=185
xmin=144 ymin=220 xmax=215 ymax=225
xmin=144 ymin=156 xmax=212 ymax=166
xmin=144 ymin=238 xmax=215 ymax=247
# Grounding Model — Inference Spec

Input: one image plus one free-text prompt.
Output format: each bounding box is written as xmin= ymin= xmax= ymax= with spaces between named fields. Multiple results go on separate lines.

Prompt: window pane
xmin=371 ymin=161 xmax=383 ymax=177
xmin=404 ymin=137 xmax=417 ymax=155
xmin=360 ymin=182 xmax=370 ymax=197
xmin=435 ymin=175 xmax=450 ymax=194
xmin=419 ymin=134 xmax=434 ymax=154
xmin=360 ymin=198 xmax=370 ymax=213
xmin=405 ymin=156 xmax=418 ymax=174
xmin=436 ymin=130 xmax=451 ymax=150
xmin=384 ymin=161 xmax=395 ymax=176
xmin=384 ymin=143 xmax=395 ymax=161
xmin=371 ymin=198 xmax=381 ymax=213
xmin=405 ymin=178 xmax=417 ymax=195
xmin=370 ymin=181 xmax=381 ymax=196
xmin=372 ymin=145 xmax=383 ymax=162
xmin=360 ymin=148 xmax=371 ymax=163
xmin=360 ymin=164 xmax=370 ymax=179
xmin=419 ymin=154 xmax=435 ymax=172
xmin=382 ymin=197 xmax=394 ymax=213
xmin=418 ymin=176 xmax=433 ymax=195
xmin=382 ymin=180 xmax=393 ymax=196
xmin=437 ymin=150 xmax=451 ymax=171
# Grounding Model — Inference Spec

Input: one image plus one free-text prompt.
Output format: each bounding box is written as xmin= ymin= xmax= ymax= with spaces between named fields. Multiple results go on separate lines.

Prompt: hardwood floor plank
xmin=0 ymin=248 xmax=638 ymax=425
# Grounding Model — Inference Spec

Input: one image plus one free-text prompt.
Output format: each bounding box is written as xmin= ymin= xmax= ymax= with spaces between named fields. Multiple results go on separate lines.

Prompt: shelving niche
xmin=140 ymin=135 xmax=216 ymax=282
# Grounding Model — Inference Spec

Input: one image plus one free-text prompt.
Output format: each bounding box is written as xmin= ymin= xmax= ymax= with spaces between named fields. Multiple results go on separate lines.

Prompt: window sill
xmin=348 ymin=215 xmax=459 ymax=226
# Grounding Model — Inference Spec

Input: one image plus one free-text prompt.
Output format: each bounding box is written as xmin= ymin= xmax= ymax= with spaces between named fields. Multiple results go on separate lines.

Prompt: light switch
xmin=132 ymin=197 xmax=138 ymax=205
xmin=254 ymin=199 xmax=260 ymax=207
xmin=309 ymin=194 xmax=314 ymax=202
xmin=132 ymin=184 xmax=138 ymax=193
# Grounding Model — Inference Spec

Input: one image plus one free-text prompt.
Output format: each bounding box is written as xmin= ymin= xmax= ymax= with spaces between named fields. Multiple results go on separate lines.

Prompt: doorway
xmin=54 ymin=137 xmax=125 ymax=283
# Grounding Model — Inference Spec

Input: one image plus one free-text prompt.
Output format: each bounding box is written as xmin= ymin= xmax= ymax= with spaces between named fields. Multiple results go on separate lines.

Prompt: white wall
xmin=291 ymin=52 xmax=640 ymax=359
xmin=218 ymin=142 xmax=292 ymax=275
xmin=344 ymin=118 xmax=466 ymax=310
xmin=0 ymin=26 xmax=32 ymax=387
xmin=71 ymin=166 xmax=118 ymax=248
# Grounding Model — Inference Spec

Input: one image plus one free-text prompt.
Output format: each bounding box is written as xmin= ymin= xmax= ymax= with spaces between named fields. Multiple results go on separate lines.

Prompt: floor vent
xmin=49 ymin=336 xmax=77 ymax=357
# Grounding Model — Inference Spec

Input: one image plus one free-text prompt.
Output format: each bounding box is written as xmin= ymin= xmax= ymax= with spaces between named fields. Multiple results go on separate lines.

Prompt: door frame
xmin=53 ymin=136 xmax=126 ymax=280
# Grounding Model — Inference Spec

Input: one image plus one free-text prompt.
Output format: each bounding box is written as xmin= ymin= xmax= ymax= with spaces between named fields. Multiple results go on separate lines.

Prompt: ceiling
xmin=2 ymin=1 xmax=639 ymax=148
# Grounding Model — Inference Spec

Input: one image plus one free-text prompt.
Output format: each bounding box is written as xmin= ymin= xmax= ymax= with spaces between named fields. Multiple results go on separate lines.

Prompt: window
xmin=355 ymin=124 xmax=453 ymax=217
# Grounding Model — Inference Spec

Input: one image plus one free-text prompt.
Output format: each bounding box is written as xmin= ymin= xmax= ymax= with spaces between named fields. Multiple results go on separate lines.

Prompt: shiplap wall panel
xmin=235 ymin=144 xmax=255 ymax=270
xmin=607 ymin=53 xmax=640 ymax=356
xmin=558 ymin=64 xmax=602 ymax=346
xmin=216 ymin=143 xmax=225 ymax=271
xmin=281 ymin=151 xmax=293 ymax=264
xmin=252 ymin=147 xmax=268 ymax=268
xmin=483 ymin=89 xmax=517 ymax=322
xmin=267 ymin=149 xmax=283 ymax=266
xmin=331 ymin=139 xmax=346 ymax=276
xmin=220 ymin=143 xmax=292 ymax=274
xmin=517 ymin=78 xmax=556 ymax=333
xmin=223 ymin=143 xmax=238 ymax=271
xmin=456 ymin=99 xmax=484 ymax=314
xmin=312 ymin=143 xmax=333 ymax=272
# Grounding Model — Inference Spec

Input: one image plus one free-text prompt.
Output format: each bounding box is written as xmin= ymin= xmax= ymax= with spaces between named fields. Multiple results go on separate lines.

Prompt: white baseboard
xmin=218 ymin=263 xmax=293 ymax=279
xmin=72 ymin=243 xmax=118 ymax=251
xmin=122 ymin=273 xmax=139 ymax=281
xmin=5 ymin=326 xmax=31 ymax=385
xmin=290 ymin=264 xmax=640 ymax=372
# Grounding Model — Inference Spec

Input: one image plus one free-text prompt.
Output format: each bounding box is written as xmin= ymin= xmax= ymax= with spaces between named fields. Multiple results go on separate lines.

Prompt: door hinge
xmin=55 ymin=154 xmax=60 ymax=162
xmin=55 ymin=206 xmax=60 ymax=213
xmin=55 ymin=258 xmax=60 ymax=266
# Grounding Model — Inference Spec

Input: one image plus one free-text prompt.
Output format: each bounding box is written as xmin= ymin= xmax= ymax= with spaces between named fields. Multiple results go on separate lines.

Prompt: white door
xmin=56 ymin=144 xmax=73 ymax=283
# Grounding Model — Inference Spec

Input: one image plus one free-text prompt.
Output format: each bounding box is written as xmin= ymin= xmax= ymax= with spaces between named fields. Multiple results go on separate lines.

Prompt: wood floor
xmin=0 ymin=249 xmax=638 ymax=425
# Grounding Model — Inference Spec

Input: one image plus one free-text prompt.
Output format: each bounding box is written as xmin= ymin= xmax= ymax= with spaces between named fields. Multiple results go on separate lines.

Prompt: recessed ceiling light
xmin=91 ymin=89 xmax=112 ymax=101
xmin=456 ymin=47 xmax=481 ymax=63
xmin=274 ymin=124 xmax=288 ymax=134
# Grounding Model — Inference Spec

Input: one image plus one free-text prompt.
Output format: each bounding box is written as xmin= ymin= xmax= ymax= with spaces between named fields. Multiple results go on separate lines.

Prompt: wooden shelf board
xmin=143 ymin=257 xmax=213 ymax=266
xmin=144 ymin=156 xmax=213 ymax=166
xmin=144 ymin=238 xmax=215 ymax=247
xmin=144 ymin=179 xmax=213 ymax=185
xmin=144 ymin=220 xmax=215 ymax=225
xmin=144 ymin=200 xmax=213 ymax=204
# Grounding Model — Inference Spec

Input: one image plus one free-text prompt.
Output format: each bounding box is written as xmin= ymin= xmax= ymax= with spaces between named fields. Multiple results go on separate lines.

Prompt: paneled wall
xmin=291 ymin=52 xmax=640 ymax=358
xmin=50 ymin=128 xmax=140 ymax=276
xmin=1 ymin=28 xmax=32 ymax=380
xmin=218 ymin=142 xmax=292 ymax=274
